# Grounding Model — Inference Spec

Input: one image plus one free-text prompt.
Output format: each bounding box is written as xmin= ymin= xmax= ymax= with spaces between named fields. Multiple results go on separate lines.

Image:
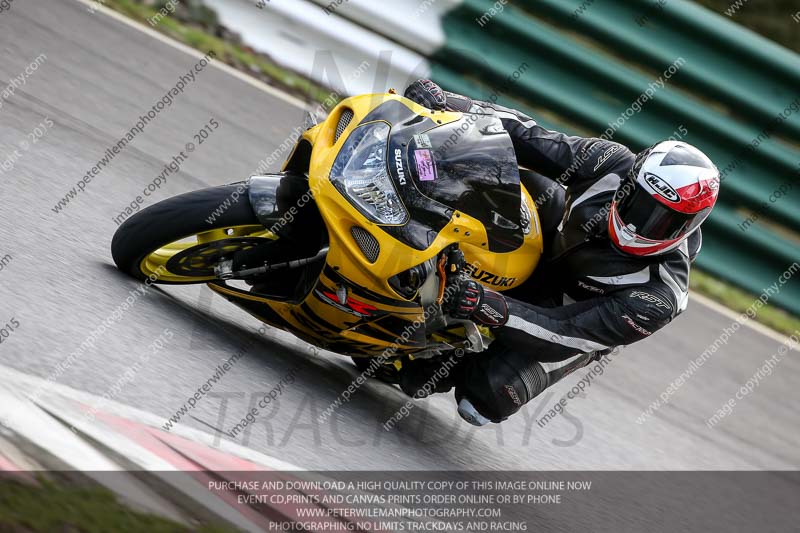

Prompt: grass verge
xmin=0 ymin=477 xmax=235 ymax=532
xmin=691 ymin=269 xmax=800 ymax=337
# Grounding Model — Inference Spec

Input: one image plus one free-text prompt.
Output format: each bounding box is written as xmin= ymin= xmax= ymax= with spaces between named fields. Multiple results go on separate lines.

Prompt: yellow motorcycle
xmin=111 ymin=93 xmax=544 ymax=376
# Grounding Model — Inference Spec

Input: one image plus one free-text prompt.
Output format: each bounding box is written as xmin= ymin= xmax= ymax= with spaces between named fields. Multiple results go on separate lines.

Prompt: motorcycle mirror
xmin=303 ymin=111 xmax=319 ymax=130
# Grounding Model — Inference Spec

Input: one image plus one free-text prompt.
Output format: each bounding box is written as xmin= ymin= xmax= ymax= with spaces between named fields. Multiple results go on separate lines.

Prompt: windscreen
xmin=406 ymin=114 xmax=524 ymax=252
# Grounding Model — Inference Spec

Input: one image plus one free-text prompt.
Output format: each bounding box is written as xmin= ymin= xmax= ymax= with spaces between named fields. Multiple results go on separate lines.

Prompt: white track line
xmin=71 ymin=0 xmax=797 ymax=348
xmin=0 ymin=364 xmax=301 ymax=471
xmin=690 ymin=292 xmax=796 ymax=346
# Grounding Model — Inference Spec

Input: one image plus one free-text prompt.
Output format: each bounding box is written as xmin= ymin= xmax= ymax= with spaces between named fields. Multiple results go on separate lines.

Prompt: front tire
xmin=111 ymin=183 xmax=268 ymax=284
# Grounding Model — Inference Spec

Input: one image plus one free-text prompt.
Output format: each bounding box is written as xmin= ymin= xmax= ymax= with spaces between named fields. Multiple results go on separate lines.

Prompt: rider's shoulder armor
xmin=577 ymin=140 xmax=634 ymax=182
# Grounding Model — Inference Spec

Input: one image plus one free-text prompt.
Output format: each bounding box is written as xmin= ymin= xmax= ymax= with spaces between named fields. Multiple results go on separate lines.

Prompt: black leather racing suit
xmin=411 ymin=90 xmax=699 ymax=423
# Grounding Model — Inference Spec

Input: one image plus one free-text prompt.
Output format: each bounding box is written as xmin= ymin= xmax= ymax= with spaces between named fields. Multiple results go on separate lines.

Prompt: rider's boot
xmin=397 ymin=355 xmax=462 ymax=399
xmin=455 ymin=346 xmax=603 ymax=426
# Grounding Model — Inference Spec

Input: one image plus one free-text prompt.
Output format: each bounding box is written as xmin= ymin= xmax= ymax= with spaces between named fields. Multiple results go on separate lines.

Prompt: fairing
xmin=219 ymin=94 xmax=544 ymax=357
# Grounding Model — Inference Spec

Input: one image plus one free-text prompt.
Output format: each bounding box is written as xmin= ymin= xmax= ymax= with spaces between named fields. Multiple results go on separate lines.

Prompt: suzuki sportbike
xmin=111 ymin=93 xmax=545 ymax=380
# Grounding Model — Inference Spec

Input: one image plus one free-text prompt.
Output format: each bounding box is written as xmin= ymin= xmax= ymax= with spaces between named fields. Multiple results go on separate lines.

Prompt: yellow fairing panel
xmin=305 ymin=94 xmax=543 ymax=300
xmin=214 ymin=94 xmax=544 ymax=356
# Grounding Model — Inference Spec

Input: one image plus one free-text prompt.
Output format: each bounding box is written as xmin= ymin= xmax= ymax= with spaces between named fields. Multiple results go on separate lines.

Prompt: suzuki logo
xmin=394 ymin=148 xmax=406 ymax=185
xmin=644 ymin=173 xmax=679 ymax=202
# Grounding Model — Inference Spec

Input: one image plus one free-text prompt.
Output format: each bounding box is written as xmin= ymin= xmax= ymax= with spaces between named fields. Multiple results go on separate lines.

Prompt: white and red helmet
xmin=609 ymin=141 xmax=720 ymax=256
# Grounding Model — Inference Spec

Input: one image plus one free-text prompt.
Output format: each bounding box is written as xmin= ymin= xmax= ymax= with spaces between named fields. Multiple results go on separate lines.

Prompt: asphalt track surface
xmin=1 ymin=0 xmax=798 ymax=479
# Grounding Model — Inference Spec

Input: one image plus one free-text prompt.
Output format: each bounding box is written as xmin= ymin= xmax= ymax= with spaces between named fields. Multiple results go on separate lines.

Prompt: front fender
xmin=248 ymin=173 xmax=321 ymax=241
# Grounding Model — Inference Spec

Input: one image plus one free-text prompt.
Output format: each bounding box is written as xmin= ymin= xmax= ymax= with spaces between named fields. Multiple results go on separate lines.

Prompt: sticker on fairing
xmin=413 ymin=133 xmax=432 ymax=149
xmin=414 ymin=149 xmax=436 ymax=182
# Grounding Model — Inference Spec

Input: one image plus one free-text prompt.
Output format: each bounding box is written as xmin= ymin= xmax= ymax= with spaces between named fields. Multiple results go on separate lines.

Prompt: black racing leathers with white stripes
xmin=478 ymin=99 xmax=695 ymax=363
xmin=404 ymin=84 xmax=700 ymax=422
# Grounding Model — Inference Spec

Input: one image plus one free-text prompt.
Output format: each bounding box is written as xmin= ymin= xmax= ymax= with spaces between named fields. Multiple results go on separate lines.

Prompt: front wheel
xmin=111 ymin=183 xmax=275 ymax=284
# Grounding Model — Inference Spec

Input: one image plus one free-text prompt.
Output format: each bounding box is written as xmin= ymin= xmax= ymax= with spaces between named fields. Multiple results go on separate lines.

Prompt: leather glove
xmin=442 ymin=249 xmax=509 ymax=327
xmin=403 ymin=79 xmax=447 ymax=111
xmin=446 ymin=278 xmax=484 ymax=319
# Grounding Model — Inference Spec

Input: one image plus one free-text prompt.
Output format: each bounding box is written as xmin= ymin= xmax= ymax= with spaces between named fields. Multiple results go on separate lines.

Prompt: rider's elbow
xmin=613 ymin=287 xmax=677 ymax=342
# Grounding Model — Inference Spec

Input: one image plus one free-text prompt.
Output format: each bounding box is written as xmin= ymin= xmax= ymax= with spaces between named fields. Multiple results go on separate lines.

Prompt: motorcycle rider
xmin=400 ymin=79 xmax=721 ymax=426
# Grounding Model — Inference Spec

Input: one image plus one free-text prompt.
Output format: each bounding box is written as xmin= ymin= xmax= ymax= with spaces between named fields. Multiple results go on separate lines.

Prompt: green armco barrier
xmin=698 ymin=205 xmax=800 ymax=313
xmin=634 ymin=0 xmax=800 ymax=86
xmin=432 ymin=1 xmax=800 ymax=228
xmin=428 ymin=0 xmax=800 ymax=315
xmin=433 ymin=64 xmax=800 ymax=314
xmin=431 ymin=64 xmax=568 ymax=133
xmin=520 ymin=0 xmax=800 ymax=141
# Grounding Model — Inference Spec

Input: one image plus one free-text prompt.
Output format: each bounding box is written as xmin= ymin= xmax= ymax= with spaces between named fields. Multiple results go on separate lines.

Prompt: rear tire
xmin=111 ymin=183 xmax=260 ymax=284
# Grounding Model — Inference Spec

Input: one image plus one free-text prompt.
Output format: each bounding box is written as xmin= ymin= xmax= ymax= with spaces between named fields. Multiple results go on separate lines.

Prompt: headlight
xmin=330 ymin=122 xmax=408 ymax=225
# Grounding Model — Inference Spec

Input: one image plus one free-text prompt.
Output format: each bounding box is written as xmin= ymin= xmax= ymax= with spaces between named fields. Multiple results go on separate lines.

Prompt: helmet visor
xmin=616 ymin=184 xmax=709 ymax=241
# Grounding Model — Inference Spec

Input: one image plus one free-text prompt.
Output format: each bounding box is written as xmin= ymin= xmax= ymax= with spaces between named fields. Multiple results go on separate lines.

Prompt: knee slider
xmin=456 ymin=345 xmax=548 ymax=423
